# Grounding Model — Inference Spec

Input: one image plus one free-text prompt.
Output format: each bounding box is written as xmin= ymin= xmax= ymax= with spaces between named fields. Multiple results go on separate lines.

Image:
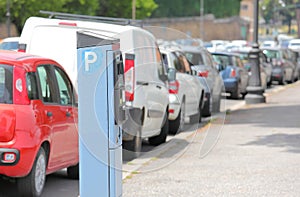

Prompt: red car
xmin=0 ymin=50 xmax=79 ymax=196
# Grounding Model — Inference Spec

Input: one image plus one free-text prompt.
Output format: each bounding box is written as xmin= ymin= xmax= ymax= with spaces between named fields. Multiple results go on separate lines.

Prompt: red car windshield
xmin=0 ymin=64 xmax=13 ymax=104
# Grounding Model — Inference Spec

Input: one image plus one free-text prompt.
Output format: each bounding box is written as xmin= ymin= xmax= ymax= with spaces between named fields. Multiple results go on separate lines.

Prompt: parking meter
xmin=77 ymin=31 xmax=125 ymax=197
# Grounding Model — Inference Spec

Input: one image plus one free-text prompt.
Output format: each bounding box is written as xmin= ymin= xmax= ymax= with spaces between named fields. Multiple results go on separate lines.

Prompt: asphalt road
xmin=0 ymin=84 xmax=283 ymax=197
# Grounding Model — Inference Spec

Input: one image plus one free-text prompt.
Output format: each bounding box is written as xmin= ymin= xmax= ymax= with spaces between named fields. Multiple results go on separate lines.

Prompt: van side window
xmin=0 ymin=64 xmax=13 ymax=104
xmin=26 ymin=72 xmax=39 ymax=100
xmin=156 ymin=47 xmax=167 ymax=81
xmin=54 ymin=67 xmax=74 ymax=105
xmin=37 ymin=66 xmax=55 ymax=103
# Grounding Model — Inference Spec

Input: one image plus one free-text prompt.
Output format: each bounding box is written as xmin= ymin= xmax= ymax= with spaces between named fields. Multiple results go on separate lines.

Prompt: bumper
xmin=0 ymin=132 xmax=38 ymax=177
xmin=223 ymin=79 xmax=238 ymax=94
xmin=168 ymin=94 xmax=181 ymax=120
xmin=122 ymin=108 xmax=143 ymax=141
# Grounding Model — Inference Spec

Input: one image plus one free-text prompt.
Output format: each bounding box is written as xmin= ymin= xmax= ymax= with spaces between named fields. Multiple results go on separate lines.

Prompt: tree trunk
xmin=297 ymin=6 xmax=300 ymax=38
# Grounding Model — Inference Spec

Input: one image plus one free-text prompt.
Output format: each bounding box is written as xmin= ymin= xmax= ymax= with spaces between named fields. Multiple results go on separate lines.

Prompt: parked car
xmin=288 ymin=39 xmax=300 ymax=51
xmin=19 ymin=15 xmax=170 ymax=160
xmin=160 ymin=46 xmax=204 ymax=134
xmin=0 ymin=50 xmax=79 ymax=196
xmin=211 ymin=52 xmax=249 ymax=99
xmin=262 ymin=47 xmax=297 ymax=84
xmin=180 ymin=45 xmax=223 ymax=116
xmin=233 ymin=47 xmax=273 ymax=89
xmin=0 ymin=37 xmax=19 ymax=51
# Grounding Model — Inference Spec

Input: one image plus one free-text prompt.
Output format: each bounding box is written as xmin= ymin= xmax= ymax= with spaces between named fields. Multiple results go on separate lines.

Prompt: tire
xmin=231 ymin=82 xmax=240 ymax=99
xmin=149 ymin=112 xmax=168 ymax=146
xmin=122 ymin=129 xmax=142 ymax=161
xmin=212 ymin=93 xmax=221 ymax=113
xmin=169 ymin=102 xmax=185 ymax=135
xmin=202 ymin=94 xmax=211 ymax=117
xmin=67 ymin=164 xmax=79 ymax=179
xmin=17 ymin=147 xmax=47 ymax=197
xmin=198 ymin=98 xmax=203 ymax=123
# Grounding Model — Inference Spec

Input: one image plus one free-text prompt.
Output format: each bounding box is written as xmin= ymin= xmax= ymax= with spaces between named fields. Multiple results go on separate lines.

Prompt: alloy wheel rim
xmin=35 ymin=155 xmax=46 ymax=194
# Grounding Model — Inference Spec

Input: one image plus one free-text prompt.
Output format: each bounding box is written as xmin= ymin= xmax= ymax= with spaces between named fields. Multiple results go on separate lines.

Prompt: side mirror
xmin=168 ymin=68 xmax=176 ymax=81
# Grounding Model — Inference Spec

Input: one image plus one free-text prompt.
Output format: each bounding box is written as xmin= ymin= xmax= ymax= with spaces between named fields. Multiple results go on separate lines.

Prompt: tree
xmin=96 ymin=0 xmax=157 ymax=19
xmin=0 ymin=0 xmax=99 ymax=33
xmin=260 ymin=0 xmax=297 ymax=35
xmin=151 ymin=0 xmax=241 ymax=18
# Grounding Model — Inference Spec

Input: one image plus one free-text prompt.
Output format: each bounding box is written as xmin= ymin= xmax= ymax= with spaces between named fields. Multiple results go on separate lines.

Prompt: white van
xmin=19 ymin=15 xmax=170 ymax=159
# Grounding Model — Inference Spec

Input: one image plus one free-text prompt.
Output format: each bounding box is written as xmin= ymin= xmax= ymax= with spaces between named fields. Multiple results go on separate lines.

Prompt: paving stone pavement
xmin=122 ymin=81 xmax=300 ymax=196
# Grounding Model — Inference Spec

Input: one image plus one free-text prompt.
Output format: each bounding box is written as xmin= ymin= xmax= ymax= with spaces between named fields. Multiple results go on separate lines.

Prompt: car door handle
xmin=156 ymin=85 xmax=162 ymax=89
xmin=47 ymin=111 xmax=53 ymax=117
xmin=136 ymin=81 xmax=149 ymax=86
xmin=66 ymin=111 xmax=71 ymax=117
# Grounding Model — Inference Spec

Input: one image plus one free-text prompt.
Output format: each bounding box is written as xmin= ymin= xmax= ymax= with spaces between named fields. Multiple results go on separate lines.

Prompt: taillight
xmin=124 ymin=54 xmax=135 ymax=102
xmin=13 ymin=67 xmax=30 ymax=105
xmin=169 ymin=80 xmax=179 ymax=94
xmin=230 ymin=69 xmax=236 ymax=78
xmin=198 ymin=70 xmax=209 ymax=77
xmin=18 ymin=43 xmax=27 ymax=53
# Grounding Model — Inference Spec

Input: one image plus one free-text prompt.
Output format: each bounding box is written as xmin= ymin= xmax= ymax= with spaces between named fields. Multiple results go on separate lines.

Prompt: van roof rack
xmin=39 ymin=10 xmax=143 ymax=27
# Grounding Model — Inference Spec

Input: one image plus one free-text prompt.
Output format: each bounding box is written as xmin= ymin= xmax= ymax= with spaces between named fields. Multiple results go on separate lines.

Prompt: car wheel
xmin=169 ymin=102 xmax=185 ymax=135
xmin=122 ymin=129 xmax=142 ymax=160
xmin=149 ymin=112 xmax=168 ymax=146
xmin=17 ymin=147 xmax=47 ymax=197
xmin=202 ymin=93 xmax=212 ymax=117
xmin=212 ymin=93 xmax=221 ymax=113
xmin=198 ymin=98 xmax=203 ymax=123
xmin=67 ymin=164 xmax=79 ymax=179
xmin=231 ymin=82 xmax=240 ymax=99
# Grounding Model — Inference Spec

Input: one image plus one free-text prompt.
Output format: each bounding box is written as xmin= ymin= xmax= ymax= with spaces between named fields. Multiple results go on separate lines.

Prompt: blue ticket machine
xmin=77 ymin=31 xmax=125 ymax=197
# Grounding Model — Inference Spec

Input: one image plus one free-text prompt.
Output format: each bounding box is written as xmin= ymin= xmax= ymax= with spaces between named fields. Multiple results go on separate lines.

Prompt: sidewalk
xmin=122 ymin=81 xmax=300 ymax=196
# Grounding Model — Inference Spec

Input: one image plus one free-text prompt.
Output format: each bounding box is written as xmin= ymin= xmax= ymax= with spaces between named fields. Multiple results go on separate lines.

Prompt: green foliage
xmin=96 ymin=0 xmax=157 ymax=19
xmin=151 ymin=0 xmax=241 ymax=18
xmin=0 ymin=0 xmax=99 ymax=33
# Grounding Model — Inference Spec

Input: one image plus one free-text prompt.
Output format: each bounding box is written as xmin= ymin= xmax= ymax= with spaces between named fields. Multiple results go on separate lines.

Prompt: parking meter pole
xmin=245 ymin=43 xmax=266 ymax=104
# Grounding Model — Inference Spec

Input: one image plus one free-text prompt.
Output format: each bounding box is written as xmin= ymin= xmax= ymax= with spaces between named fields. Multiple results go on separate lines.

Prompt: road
xmin=0 ymin=84 xmax=283 ymax=197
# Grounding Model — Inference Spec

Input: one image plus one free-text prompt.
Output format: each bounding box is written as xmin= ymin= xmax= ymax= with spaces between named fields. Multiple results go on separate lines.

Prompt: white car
xmin=180 ymin=45 xmax=224 ymax=116
xmin=19 ymin=14 xmax=170 ymax=160
xmin=0 ymin=37 xmax=19 ymax=51
xmin=288 ymin=39 xmax=300 ymax=51
xmin=160 ymin=46 xmax=205 ymax=135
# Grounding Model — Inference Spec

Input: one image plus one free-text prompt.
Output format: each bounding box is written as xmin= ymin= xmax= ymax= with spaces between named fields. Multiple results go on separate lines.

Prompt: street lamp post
xmin=6 ymin=0 xmax=11 ymax=37
xmin=245 ymin=0 xmax=266 ymax=104
xmin=200 ymin=0 xmax=204 ymax=40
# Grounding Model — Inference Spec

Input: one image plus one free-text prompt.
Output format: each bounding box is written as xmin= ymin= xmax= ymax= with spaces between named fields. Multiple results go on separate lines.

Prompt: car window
xmin=37 ymin=65 xmax=56 ymax=103
xmin=54 ymin=67 xmax=74 ymax=105
xmin=212 ymin=54 xmax=230 ymax=68
xmin=204 ymin=51 xmax=214 ymax=67
xmin=0 ymin=64 xmax=13 ymax=104
xmin=156 ymin=46 xmax=167 ymax=81
xmin=0 ymin=41 xmax=19 ymax=51
xmin=176 ymin=52 xmax=191 ymax=73
xmin=171 ymin=52 xmax=185 ymax=72
xmin=185 ymin=52 xmax=204 ymax=65
xmin=26 ymin=72 xmax=39 ymax=100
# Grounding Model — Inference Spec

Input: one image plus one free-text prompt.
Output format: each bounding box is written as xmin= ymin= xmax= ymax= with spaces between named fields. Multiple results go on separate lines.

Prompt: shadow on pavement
xmin=242 ymin=133 xmax=300 ymax=154
xmin=227 ymin=104 xmax=300 ymax=128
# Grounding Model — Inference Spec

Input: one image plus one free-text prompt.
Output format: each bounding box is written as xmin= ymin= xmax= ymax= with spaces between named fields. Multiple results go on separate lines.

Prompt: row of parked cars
xmin=0 ymin=13 xmax=226 ymax=196
xmin=2 ymin=12 xmax=299 ymax=196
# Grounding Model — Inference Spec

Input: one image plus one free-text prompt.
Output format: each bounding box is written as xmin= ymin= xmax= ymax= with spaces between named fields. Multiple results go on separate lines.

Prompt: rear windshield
xmin=0 ymin=41 xmax=19 ymax=51
xmin=0 ymin=64 xmax=13 ymax=104
xmin=212 ymin=54 xmax=231 ymax=67
xmin=184 ymin=52 xmax=204 ymax=65
xmin=263 ymin=50 xmax=281 ymax=59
